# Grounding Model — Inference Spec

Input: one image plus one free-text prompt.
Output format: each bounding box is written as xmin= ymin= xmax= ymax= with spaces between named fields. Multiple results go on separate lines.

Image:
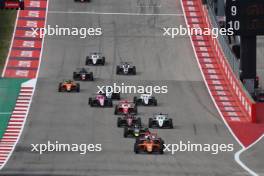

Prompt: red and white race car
xmin=1 ymin=0 xmax=24 ymax=9
xmin=114 ymin=100 xmax=137 ymax=115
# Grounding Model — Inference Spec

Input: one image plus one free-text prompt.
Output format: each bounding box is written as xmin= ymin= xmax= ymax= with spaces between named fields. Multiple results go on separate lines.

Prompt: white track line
xmin=235 ymin=135 xmax=264 ymax=176
xmin=48 ymin=11 xmax=184 ymax=16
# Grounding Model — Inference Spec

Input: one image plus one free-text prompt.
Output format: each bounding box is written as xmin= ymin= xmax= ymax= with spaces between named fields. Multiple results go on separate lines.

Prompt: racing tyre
xmin=117 ymin=117 xmax=122 ymax=127
xmin=133 ymin=97 xmax=137 ymax=104
xmin=114 ymin=106 xmax=118 ymax=115
xmin=169 ymin=119 xmax=173 ymax=129
xmin=76 ymin=83 xmax=80 ymax=92
xmin=116 ymin=66 xmax=120 ymax=75
xmin=148 ymin=118 xmax=153 ymax=128
xmin=159 ymin=146 xmax=164 ymax=154
xmin=85 ymin=57 xmax=91 ymax=65
xmin=132 ymin=67 xmax=136 ymax=75
xmin=58 ymin=83 xmax=62 ymax=92
xmin=101 ymin=57 xmax=105 ymax=65
xmin=132 ymin=106 xmax=138 ymax=115
xmin=134 ymin=143 xmax=139 ymax=154
xmin=90 ymin=73 xmax=94 ymax=81
xmin=153 ymin=99 xmax=158 ymax=106
xmin=88 ymin=98 xmax=92 ymax=105
xmin=123 ymin=128 xmax=128 ymax=138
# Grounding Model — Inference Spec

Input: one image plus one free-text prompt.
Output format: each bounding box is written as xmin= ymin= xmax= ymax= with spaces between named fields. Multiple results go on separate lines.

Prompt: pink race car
xmin=114 ymin=100 xmax=137 ymax=115
xmin=88 ymin=94 xmax=113 ymax=107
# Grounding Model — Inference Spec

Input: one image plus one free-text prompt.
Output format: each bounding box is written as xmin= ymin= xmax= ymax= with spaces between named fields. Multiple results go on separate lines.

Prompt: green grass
xmin=0 ymin=78 xmax=28 ymax=139
xmin=0 ymin=11 xmax=17 ymax=73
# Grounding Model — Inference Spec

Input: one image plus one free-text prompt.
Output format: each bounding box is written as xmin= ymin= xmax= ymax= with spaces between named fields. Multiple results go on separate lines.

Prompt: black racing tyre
xmin=148 ymin=118 xmax=153 ymax=128
xmin=101 ymin=57 xmax=105 ymax=65
xmin=133 ymin=97 xmax=137 ymax=104
xmin=58 ymin=83 xmax=62 ymax=92
xmin=154 ymin=99 xmax=158 ymax=106
xmin=90 ymin=73 xmax=94 ymax=81
xmin=123 ymin=128 xmax=128 ymax=138
xmin=132 ymin=67 xmax=136 ymax=75
xmin=134 ymin=143 xmax=139 ymax=154
xmin=169 ymin=119 xmax=173 ymax=129
xmin=76 ymin=83 xmax=80 ymax=92
xmin=117 ymin=117 xmax=122 ymax=127
xmin=116 ymin=66 xmax=120 ymax=74
xmin=114 ymin=106 xmax=118 ymax=115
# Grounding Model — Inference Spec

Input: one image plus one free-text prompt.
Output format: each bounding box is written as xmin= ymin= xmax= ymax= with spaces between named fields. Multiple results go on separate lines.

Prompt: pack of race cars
xmin=58 ymin=52 xmax=173 ymax=154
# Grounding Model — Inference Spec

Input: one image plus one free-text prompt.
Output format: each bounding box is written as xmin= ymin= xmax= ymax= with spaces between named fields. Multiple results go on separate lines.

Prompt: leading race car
xmin=114 ymin=100 xmax=137 ymax=115
xmin=88 ymin=94 xmax=113 ymax=107
xmin=0 ymin=0 xmax=24 ymax=9
xmin=134 ymin=93 xmax=157 ymax=106
xmin=135 ymin=131 xmax=164 ymax=145
xmin=85 ymin=53 xmax=105 ymax=65
xmin=149 ymin=113 xmax=173 ymax=129
xmin=73 ymin=68 xmax=94 ymax=81
xmin=134 ymin=134 xmax=164 ymax=154
xmin=116 ymin=62 xmax=136 ymax=75
xmin=123 ymin=124 xmax=148 ymax=138
xmin=117 ymin=114 xmax=142 ymax=128
xmin=58 ymin=80 xmax=80 ymax=92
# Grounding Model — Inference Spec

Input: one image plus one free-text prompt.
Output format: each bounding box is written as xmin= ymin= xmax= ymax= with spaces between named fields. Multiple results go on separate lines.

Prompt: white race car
xmin=86 ymin=53 xmax=105 ymax=65
xmin=134 ymin=94 xmax=157 ymax=106
xmin=149 ymin=113 xmax=173 ymax=129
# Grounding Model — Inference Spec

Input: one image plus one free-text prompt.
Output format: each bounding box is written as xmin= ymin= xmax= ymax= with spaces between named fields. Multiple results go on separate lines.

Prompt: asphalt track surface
xmin=240 ymin=139 xmax=264 ymax=176
xmin=0 ymin=0 xmax=252 ymax=175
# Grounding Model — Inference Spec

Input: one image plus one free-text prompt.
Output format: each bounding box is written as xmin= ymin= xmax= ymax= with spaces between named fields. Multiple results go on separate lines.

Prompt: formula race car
xmin=116 ymin=62 xmax=136 ymax=75
xmin=88 ymin=94 xmax=113 ymax=107
xmin=117 ymin=115 xmax=141 ymax=127
xmin=134 ymin=93 xmax=157 ymax=106
xmin=99 ymin=87 xmax=121 ymax=100
xmin=135 ymin=131 xmax=164 ymax=145
xmin=0 ymin=0 xmax=24 ymax=9
xmin=58 ymin=80 xmax=80 ymax=92
xmin=134 ymin=134 xmax=164 ymax=154
xmin=73 ymin=68 xmax=94 ymax=81
xmin=123 ymin=125 xmax=148 ymax=138
xmin=114 ymin=100 xmax=137 ymax=115
xmin=149 ymin=113 xmax=173 ymax=129
xmin=85 ymin=53 xmax=105 ymax=65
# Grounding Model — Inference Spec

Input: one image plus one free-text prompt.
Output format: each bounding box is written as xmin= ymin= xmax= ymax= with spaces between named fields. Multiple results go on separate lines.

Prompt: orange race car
xmin=134 ymin=137 xmax=164 ymax=154
xmin=58 ymin=80 xmax=80 ymax=92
